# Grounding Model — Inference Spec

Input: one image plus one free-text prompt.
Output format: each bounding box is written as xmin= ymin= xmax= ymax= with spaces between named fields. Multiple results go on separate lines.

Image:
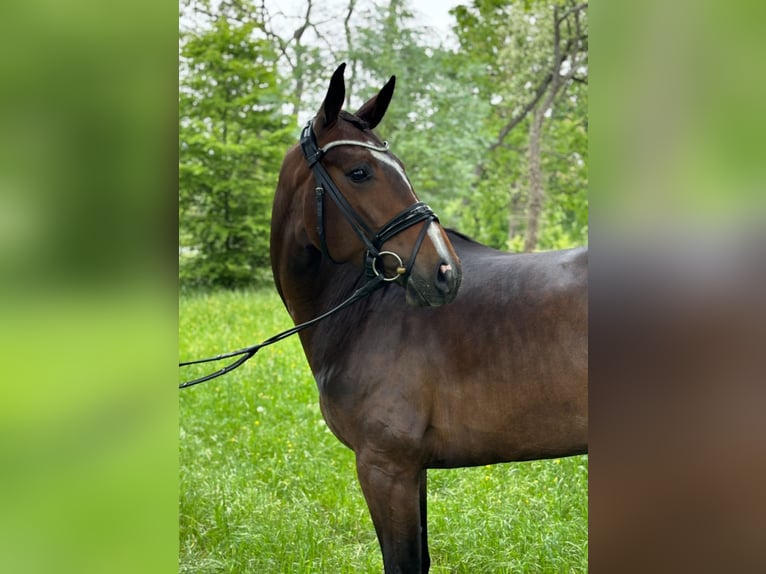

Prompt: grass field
xmin=179 ymin=289 xmax=588 ymax=573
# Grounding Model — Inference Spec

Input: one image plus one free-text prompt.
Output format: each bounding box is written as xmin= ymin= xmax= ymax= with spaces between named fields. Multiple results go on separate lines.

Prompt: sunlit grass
xmin=180 ymin=289 xmax=587 ymax=573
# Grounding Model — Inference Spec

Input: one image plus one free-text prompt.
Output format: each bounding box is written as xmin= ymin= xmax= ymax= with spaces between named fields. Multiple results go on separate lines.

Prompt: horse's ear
xmin=355 ymin=75 xmax=396 ymax=130
xmin=318 ymin=63 xmax=346 ymax=128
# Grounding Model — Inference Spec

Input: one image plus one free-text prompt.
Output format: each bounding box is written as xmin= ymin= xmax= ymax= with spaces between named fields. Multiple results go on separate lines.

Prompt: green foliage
xmin=179 ymin=289 xmax=588 ymax=572
xmin=340 ymin=3 xmax=490 ymax=235
xmin=179 ymin=17 xmax=294 ymax=288
xmin=451 ymin=0 xmax=588 ymax=250
xmin=539 ymin=106 xmax=589 ymax=250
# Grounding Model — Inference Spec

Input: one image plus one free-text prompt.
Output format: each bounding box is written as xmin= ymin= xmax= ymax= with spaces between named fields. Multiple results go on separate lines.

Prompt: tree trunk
xmin=290 ymin=0 xmax=314 ymax=118
xmin=507 ymin=182 xmax=523 ymax=247
xmin=519 ymin=3 xmax=587 ymax=251
xmin=344 ymin=0 xmax=358 ymax=108
xmin=524 ymin=105 xmax=545 ymax=252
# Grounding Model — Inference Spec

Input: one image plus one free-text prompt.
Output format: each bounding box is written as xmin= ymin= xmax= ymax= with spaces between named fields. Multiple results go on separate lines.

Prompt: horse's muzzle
xmin=405 ymin=259 xmax=462 ymax=307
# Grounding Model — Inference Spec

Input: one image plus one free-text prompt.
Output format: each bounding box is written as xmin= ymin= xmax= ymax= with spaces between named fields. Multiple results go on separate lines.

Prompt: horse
xmin=270 ymin=63 xmax=588 ymax=574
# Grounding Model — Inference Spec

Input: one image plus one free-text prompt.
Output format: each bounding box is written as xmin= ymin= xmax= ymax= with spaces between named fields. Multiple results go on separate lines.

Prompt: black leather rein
xmin=178 ymin=120 xmax=438 ymax=389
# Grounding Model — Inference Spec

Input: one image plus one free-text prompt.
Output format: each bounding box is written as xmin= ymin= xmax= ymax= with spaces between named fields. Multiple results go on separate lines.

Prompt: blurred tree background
xmin=180 ymin=0 xmax=588 ymax=288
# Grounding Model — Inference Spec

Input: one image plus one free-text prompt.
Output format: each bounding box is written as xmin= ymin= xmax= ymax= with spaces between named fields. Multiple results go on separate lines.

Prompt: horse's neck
xmin=278 ymin=254 xmax=369 ymax=381
xmin=276 ymin=243 xmax=359 ymax=336
xmin=270 ymin=190 xmax=368 ymax=367
xmin=271 ymin=201 xmax=322 ymax=321
xmin=276 ymin=251 xmax=322 ymax=320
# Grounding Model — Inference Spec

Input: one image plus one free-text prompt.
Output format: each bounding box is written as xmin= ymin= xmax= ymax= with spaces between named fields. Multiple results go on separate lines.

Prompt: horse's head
xmin=275 ymin=63 xmax=462 ymax=307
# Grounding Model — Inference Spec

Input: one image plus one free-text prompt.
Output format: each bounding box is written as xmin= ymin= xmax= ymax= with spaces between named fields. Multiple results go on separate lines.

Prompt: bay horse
xmin=271 ymin=63 xmax=587 ymax=573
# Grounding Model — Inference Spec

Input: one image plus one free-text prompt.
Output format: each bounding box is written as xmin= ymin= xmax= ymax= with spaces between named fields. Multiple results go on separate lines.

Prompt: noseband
xmin=300 ymin=120 xmax=437 ymax=282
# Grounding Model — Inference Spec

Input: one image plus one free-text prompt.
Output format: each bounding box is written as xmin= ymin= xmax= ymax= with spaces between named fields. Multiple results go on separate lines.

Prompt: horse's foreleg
xmin=356 ymin=454 xmax=426 ymax=574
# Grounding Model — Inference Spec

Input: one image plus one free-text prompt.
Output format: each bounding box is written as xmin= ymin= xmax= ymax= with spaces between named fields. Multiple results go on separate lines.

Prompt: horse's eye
xmin=347 ymin=167 xmax=371 ymax=183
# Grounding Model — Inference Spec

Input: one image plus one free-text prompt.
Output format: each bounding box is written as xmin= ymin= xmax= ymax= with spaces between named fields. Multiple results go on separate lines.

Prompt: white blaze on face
xmin=370 ymin=149 xmax=413 ymax=193
xmin=428 ymin=224 xmax=453 ymax=265
xmin=370 ymin=146 xmax=452 ymax=264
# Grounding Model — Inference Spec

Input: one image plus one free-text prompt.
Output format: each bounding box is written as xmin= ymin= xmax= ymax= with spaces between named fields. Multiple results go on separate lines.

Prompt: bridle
xmin=300 ymin=119 xmax=438 ymax=283
xmin=178 ymin=120 xmax=439 ymax=389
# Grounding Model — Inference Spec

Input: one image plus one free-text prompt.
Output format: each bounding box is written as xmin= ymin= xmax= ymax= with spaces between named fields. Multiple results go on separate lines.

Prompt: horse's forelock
xmin=339 ymin=110 xmax=369 ymax=131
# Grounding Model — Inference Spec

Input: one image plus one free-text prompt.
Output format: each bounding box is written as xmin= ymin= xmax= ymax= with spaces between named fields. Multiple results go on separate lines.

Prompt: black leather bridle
xmin=178 ymin=120 xmax=440 ymax=389
xmin=299 ymin=120 xmax=438 ymax=282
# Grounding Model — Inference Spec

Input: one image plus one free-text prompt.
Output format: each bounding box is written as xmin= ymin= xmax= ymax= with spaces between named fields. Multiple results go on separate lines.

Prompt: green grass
xmin=180 ymin=289 xmax=588 ymax=573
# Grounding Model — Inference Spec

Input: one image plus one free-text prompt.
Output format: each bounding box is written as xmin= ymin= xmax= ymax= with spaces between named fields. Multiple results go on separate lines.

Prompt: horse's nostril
xmin=436 ymin=262 xmax=454 ymax=292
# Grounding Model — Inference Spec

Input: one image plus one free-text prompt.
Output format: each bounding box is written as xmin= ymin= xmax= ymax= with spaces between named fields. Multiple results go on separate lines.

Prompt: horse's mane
xmin=339 ymin=110 xmax=369 ymax=131
xmin=445 ymin=227 xmax=482 ymax=245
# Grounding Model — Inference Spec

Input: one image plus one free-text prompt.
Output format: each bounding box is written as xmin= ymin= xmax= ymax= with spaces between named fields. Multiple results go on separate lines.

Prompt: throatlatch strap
xmin=314 ymin=185 xmax=336 ymax=263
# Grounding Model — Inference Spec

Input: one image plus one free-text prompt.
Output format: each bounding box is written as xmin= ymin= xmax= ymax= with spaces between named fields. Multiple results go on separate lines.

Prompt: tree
xmin=452 ymin=0 xmax=588 ymax=251
xmin=179 ymin=15 xmax=294 ymax=288
xmin=253 ymin=0 xmax=492 ymax=230
xmin=344 ymin=1 xmax=491 ymax=226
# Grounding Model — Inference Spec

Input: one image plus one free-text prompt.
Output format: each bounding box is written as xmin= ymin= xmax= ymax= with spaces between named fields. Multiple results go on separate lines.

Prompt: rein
xmin=178 ymin=119 xmax=438 ymax=389
xmin=178 ymin=274 xmax=386 ymax=389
